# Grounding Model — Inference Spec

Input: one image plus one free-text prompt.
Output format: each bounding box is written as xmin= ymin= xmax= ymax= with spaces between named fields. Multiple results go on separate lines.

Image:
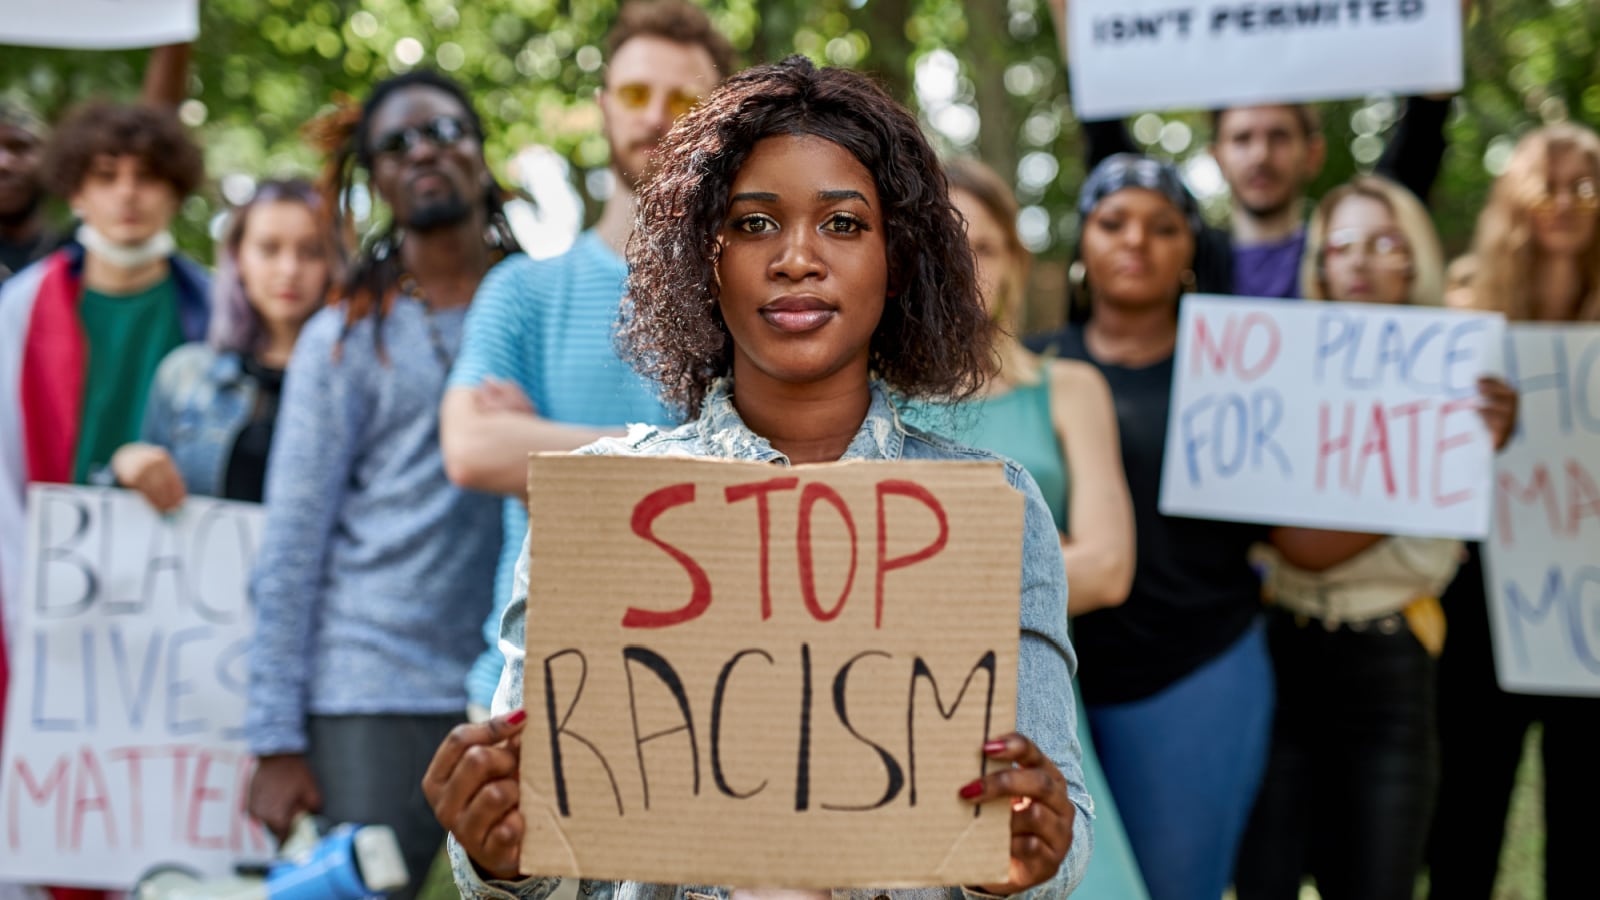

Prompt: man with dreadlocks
xmin=440 ymin=0 xmax=735 ymax=719
xmin=243 ymin=69 xmax=517 ymax=896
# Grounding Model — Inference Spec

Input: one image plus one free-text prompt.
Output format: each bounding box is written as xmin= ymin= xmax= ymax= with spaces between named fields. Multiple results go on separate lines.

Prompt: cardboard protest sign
xmin=0 ymin=486 xmax=269 ymax=886
xmin=0 ymin=0 xmax=198 ymax=49
xmin=519 ymin=455 xmax=1023 ymax=888
xmin=1066 ymin=0 xmax=1461 ymax=119
xmin=1484 ymin=325 xmax=1600 ymax=696
xmin=1160 ymin=296 xmax=1505 ymax=537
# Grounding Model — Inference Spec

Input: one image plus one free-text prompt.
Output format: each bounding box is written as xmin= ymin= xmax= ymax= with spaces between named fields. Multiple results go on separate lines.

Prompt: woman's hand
xmin=959 ymin=733 xmax=1077 ymax=895
xmin=247 ymin=753 xmax=323 ymax=843
xmin=422 ymin=709 xmax=528 ymax=880
xmin=110 ymin=443 xmax=187 ymax=512
xmin=1476 ymin=376 xmax=1518 ymax=452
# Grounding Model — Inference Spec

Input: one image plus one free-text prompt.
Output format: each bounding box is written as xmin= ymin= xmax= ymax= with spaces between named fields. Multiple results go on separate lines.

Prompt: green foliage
xmin=1 ymin=0 xmax=1593 ymax=293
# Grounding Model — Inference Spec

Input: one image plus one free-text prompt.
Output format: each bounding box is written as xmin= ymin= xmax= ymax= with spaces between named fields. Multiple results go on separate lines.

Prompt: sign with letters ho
xmin=518 ymin=455 xmax=1023 ymax=888
xmin=1484 ymin=325 xmax=1600 ymax=696
xmin=0 ymin=486 xmax=269 ymax=887
xmin=1160 ymin=295 xmax=1505 ymax=538
xmin=1067 ymin=0 xmax=1462 ymax=119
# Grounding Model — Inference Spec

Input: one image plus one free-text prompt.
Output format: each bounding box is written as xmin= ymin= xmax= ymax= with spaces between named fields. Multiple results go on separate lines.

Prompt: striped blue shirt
xmin=448 ymin=232 xmax=676 ymax=707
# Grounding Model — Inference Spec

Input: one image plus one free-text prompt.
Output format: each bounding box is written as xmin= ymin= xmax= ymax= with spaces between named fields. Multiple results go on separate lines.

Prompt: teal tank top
xmin=902 ymin=377 xmax=1070 ymax=533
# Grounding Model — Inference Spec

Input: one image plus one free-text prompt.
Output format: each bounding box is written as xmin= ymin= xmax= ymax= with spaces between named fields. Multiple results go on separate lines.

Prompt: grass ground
xmin=419 ymin=728 xmax=1550 ymax=900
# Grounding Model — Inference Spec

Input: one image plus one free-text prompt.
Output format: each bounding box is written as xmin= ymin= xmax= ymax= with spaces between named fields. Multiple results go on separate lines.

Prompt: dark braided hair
xmin=621 ymin=55 xmax=993 ymax=417
xmin=318 ymin=69 xmax=521 ymax=357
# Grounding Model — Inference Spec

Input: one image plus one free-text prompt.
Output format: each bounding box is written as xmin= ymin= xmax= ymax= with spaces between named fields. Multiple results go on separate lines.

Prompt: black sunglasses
xmin=372 ymin=115 xmax=473 ymax=157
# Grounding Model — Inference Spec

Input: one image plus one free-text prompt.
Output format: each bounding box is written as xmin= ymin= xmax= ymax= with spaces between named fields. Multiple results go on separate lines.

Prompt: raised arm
xmin=1375 ymin=96 xmax=1451 ymax=206
xmin=1049 ymin=360 xmax=1135 ymax=614
xmin=141 ymin=43 xmax=192 ymax=110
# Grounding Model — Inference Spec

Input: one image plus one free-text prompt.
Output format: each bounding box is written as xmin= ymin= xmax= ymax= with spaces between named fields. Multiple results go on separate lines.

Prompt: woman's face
xmin=951 ymin=188 xmax=1013 ymax=319
xmin=1079 ymin=187 xmax=1195 ymax=310
xmin=236 ymin=199 xmax=330 ymax=335
xmin=1529 ymin=147 xmax=1599 ymax=258
xmin=1321 ymin=194 xmax=1412 ymax=305
xmin=716 ymin=133 xmax=887 ymax=392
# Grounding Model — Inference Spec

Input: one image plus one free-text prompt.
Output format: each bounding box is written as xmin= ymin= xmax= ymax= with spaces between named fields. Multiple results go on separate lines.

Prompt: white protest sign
xmin=1066 ymin=0 xmax=1462 ymax=119
xmin=1484 ymin=325 xmax=1600 ymax=696
xmin=0 ymin=0 xmax=198 ymax=50
xmin=0 ymin=486 xmax=270 ymax=887
xmin=1160 ymin=296 xmax=1504 ymax=537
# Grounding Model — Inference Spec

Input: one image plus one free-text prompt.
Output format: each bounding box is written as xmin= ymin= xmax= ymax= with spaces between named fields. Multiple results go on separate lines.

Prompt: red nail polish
xmin=506 ymin=709 xmax=527 ymax=726
xmin=983 ymin=739 xmax=1007 ymax=755
xmin=959 ymin=779 xmax=984 ymax=799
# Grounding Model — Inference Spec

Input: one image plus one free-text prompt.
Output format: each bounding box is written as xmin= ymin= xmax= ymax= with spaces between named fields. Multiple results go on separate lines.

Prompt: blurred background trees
xmin=2 ymin=0 xmax=1596 ymax=330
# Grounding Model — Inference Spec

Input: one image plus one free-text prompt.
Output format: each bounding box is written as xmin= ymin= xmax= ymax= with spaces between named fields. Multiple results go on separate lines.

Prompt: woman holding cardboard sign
xmin=1427 ymin=123 xmax=1600 ymax=900
xmin=1233 ymin=175 xmax=1516 ymax=900
xmin=424 ymin=57 xmax=1091 ymax=898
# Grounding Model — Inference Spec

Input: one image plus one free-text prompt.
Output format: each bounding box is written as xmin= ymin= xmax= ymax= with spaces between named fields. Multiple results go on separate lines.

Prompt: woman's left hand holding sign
xmin=959 ymin=732 xmax=1077 ymax=896
xmin=423 ymin=709 xmax=529 ymax=880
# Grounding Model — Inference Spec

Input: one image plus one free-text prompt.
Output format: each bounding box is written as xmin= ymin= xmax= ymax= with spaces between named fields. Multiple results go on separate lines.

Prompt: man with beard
xmin=1202 ymin=100 xmax=1446 ymax=298
xmin=242 ymin=70 xmax=517 ymax=898
xmin=439 ymin=0 xmax=735 ymax=718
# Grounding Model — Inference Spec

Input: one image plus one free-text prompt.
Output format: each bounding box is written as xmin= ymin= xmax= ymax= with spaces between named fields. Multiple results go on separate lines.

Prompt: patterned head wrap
xmin=1078 ymin=153 xmax=1203 ymax=236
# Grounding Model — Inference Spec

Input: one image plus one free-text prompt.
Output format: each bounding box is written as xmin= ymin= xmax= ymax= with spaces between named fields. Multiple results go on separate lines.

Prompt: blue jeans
xmin=1087 ymin=618 xmax=1274 ymax=900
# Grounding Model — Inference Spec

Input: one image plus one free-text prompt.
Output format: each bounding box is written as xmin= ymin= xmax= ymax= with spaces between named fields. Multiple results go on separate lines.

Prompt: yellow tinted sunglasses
xmin=612 ymin=82 xmax=702 ymax=120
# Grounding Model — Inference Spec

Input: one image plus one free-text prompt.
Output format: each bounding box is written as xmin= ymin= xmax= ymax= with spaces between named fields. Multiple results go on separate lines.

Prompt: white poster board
xmin=1066 ymin=0 xmax=1462 ymax=119
xmin=0 ymin=0 xmax=198 ymax=50
xmin=1160 ymin=296 xmax=1504 ymax=537
xmin=0 ymin=486 xmax=270 ymax=887
xmin=1484 ymin=325 xmax=1600 ymax=696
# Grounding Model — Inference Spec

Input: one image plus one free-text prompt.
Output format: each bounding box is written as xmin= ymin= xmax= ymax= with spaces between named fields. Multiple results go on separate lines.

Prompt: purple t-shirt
xmin=1232 ymin=229 xmax=1307 ymax=299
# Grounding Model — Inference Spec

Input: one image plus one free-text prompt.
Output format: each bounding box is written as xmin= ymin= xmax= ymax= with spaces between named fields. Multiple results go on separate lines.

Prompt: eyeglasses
xmin=611 ymin=82 xmax=702 ymax=120
xmin=1531 ymin=178 xmax=1600 ymax=214
xmin=372 ymin=116 xmax=473 ymax=158
xmin=1324 ymin=228 xmax=1412 ymax=267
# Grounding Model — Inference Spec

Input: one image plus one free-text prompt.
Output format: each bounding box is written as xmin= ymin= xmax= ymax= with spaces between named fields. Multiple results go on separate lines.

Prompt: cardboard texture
xmin=519 ymin=455 xmax=1024 ymax=888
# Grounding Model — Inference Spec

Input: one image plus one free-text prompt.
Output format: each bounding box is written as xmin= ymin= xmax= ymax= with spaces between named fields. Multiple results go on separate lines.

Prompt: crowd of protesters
xmin=1 ymin=1 xmax=1596 ymax=899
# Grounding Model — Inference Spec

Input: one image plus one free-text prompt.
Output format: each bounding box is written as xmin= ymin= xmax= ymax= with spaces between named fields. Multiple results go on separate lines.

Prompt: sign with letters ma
xmin=0 ymin=486 xmax=269 ymax=886
xmin=518 ymin=455 xmax=1023 ymax=887
xmin=1160 ymin=295 xmax=1505 ymax=538
xmin=1067 ymin=0 xmax=1462 ymax=119
xmin=1484 ymin=325 xmax=1600 ymax=696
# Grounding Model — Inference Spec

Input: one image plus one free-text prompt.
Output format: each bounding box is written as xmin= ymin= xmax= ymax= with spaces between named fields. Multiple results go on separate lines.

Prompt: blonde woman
xmin=1427 ymin=124 xmax=1600 ymax=900
xmin=902 ymin=158 xmax=1143 ymax=898
xmin=1235 ymin=175 xmax=1515 ymax=900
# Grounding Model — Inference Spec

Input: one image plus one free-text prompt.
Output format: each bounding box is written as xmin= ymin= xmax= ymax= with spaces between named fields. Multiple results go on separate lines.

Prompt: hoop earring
xmin=1068 ymin=260 xmax=1086 ymax=292
xmin=1179 ymin=268 xmax=1197 ymax=293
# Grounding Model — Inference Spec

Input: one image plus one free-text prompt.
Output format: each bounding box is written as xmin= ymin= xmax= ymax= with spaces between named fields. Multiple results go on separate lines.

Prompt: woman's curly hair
xmin=620 ymin=55 xmax=993 ymax=418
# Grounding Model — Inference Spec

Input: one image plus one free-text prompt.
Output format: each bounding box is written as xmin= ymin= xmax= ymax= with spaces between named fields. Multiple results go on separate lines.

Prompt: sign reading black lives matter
xmin=1067 ymin=0 xmax=1462 ymax=119
xmin=518 ymin=455 xmax=1025 ymax=888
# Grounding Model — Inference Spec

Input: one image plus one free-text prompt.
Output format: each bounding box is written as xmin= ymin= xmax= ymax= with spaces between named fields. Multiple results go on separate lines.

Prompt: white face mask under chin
xmin=75 ymin=224 xmax=176 ymax=270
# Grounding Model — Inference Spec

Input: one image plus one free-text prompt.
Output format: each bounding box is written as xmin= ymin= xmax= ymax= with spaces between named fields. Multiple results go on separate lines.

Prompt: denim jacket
xmin=451 ymin=378 xmax=1093 ymax=900
xmin=139 ymin=342 xmax=260 ymax=497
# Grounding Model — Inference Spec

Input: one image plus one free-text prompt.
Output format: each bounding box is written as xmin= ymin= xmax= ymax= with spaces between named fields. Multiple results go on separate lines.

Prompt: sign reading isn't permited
xmin=518 ymin=455 xmax=1024 ymax=888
